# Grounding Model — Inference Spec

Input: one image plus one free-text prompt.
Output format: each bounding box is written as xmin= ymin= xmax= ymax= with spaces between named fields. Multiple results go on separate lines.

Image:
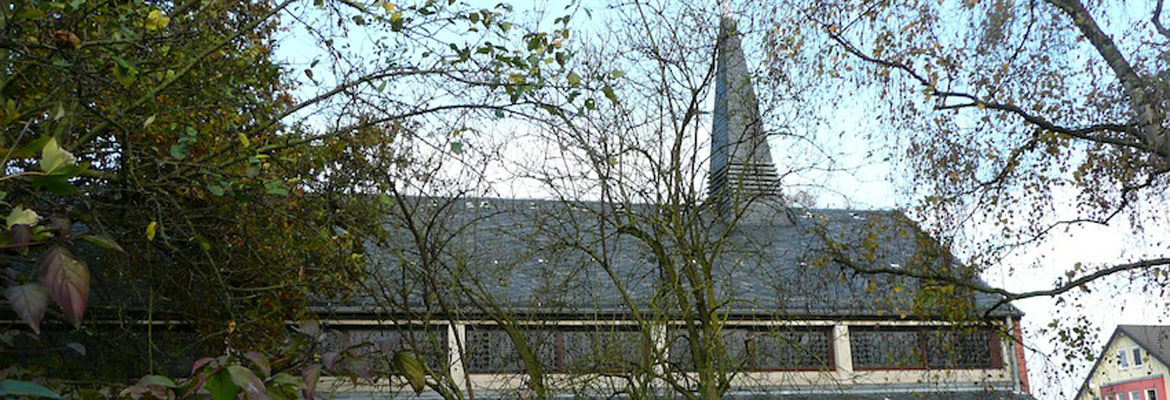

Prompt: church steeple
xmin=709 ymin=15 xmax=789 ymax=224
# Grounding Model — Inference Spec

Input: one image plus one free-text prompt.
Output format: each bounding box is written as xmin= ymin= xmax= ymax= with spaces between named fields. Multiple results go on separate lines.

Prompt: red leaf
xmin=293 ymin=320 xmax=321 ymax=340
xmin=301 ymin=364 xmax=322 ymax=400
xmin=37 ymin=246 xmax=90 ymax=327
xmin=191 ymin=357 xmax=217 ymax=375
xmin=9 ymin=224 xmax=32 ymax=254
xmin=243 ymin=351 xmax=271 ymax=378
xmin=9 ymin=224 xmax=32 ymax=244
xmin=227 ymin=365 xmax=268 ymax=400
xmin=321 ymin=352 xmax=340 ymax=372
xmin=5 ymin=283 xmax=49 ymax=334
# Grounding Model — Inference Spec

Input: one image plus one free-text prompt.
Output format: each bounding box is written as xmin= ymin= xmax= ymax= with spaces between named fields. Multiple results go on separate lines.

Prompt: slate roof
xmin=323 ymin=197 xmax=1021 ymax=320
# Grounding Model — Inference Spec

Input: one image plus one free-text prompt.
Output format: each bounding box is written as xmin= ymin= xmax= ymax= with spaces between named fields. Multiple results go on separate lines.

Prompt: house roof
xmin=1074 ymin=324 xmax=1170 ymax=400
xmin=1118 ymin=325 xmax=1170 ymax=367
xmin=320 ymin=197 xmax=1021 ymax=320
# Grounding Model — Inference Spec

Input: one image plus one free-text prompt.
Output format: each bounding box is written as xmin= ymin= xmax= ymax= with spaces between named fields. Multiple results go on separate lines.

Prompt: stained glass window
xmin=668 ymin=327 xmax=830 ymax=371
xmin=850 ymin=329 xmax=924 ymax=368
xmin=561 ymin=328 xmax=645 ymax=372
xmin=851 ymin=327 xmax=997 ymax=369
xmin=925 ymin=329 xmax=994 ymax=368
xmin=754 ymin=328 xmax=832 ymax=370
xmin=327 ymin=327 xmax=448 ymax=372
xmin=465 ymin=326 xmax=556 ymax=373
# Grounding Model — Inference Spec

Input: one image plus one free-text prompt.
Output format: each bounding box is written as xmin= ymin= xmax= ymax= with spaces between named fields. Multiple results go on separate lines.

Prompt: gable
xmin=1077 ymin=327 xmax=1170 ymax=400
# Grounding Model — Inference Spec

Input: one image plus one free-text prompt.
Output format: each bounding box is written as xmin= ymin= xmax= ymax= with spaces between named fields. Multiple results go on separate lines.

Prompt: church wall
xmin=317 ymin=318 xmax=1025 ymax=397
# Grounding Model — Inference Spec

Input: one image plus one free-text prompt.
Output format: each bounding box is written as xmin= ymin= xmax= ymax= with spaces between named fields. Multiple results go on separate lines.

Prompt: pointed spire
xmin=709 ymin=15 xmax=789 ymax=224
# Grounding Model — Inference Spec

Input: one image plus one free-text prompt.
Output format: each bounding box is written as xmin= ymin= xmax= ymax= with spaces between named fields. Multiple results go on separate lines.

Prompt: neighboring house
xmin=1077 ymin=325 xmax=1170 ymax=400
xmin=311 ymin=15 xmax=1036 ymax=400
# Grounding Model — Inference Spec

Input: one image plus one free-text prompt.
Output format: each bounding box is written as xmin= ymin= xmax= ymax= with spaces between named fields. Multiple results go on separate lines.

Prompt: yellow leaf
xmin=146 ymin=221 xmax=157 ymax=241
xmin=377 ymin=1 xmax=396 ymax=13
xmin=238 ymin=133 xmax=251 ymax=148
xmin=145 ymin=10 xmax=170 ymax=31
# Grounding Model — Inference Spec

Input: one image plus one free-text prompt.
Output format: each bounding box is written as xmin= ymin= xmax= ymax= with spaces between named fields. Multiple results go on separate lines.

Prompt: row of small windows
xmin=327 ymin=325 xmax=1000 ymax=374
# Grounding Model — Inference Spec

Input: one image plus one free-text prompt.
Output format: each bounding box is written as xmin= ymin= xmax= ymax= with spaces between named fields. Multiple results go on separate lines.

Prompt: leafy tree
xmin=765 ymin=0 xmax=1170 ymax=394
xmin=0 ymin=0 xmax=568 ymax=383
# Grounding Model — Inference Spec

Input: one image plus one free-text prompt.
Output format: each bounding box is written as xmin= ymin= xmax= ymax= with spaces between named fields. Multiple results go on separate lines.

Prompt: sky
xmin=271 ymin=1 xmax=1169 ymax=398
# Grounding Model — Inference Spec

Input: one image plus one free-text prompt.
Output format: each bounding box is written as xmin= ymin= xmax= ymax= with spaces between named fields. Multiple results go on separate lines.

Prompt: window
xmin=668 ymin=329 xmax=749 ymax=371
xmin=1118 ymin=349 xmax=1130 ymax=369
xmin=326 ymin=327 xmax=449 ymax=373
xmin=925 ymin=329 xmax=996 ymax=368
xmin=465 ymin=325 xmax=646 ymax=374
xmin=668 ymin=327 xmax=832 ymax=371
xmin=561 ymin=328 xmax=645 ymax=373
xmin=465 ymin=326 xmax=556 ymax=373
xmin=1133 ymin=347 xmax=1144 ymax=366
xmin=851 ymin=326 xmax=998 ymax=369
xmin=753 ymin=328 xmax=832 ymax=370
xmin=851 ymin=329 xmax=924 ymax=368
xmin=1132 ymin=391 xmax=1142 ymax=400
xmin=1147 ymin=389 xmax=1158 ymax=400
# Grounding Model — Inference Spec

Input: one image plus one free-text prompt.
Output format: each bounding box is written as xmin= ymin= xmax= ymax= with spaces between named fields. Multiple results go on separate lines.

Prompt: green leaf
xmin=205 ymin=369 xmax=241 ymax=400
xmin=31 ymin=175 xmax=78 ymax=196
xmin=9 ymin=136 xmax=51 ymax=159
xmin=7 ymin=205 xmax=38 ymax=228
xmin=37 ymin=246 xmax=90 ymax=327
xmin=146 ymin=221 xmax=157 ymax=241
xmin=5 ymin=284 xmax=49 ymax=334
xmin=112 ymin=63 xmax=137 ymax=89
xmin=602 ymin=85 xmax=618 ymax=105
xmin=14 ymin=8 xmax=47 ymax=20
xmin=208 ymin=185 xmax=225 ymax=196
xmin=0 ymin=380 xmax=62 ymax=399
xmin=39 ymin=137 xmax=76 ymax=174
xmin=450 ymin=141 xmax=463 ymax=154
xmin=136 ymin=375 xmax=178 ymax=388
xmin=378 ymin=194 xmax=395 ymax=207
xmin=193 ymin=234 xmax=212 ymax=251
xmin=610 ymin=70 xmax=625 ymax=79
xmin=265 ymin=181 xmax=289 ymax=196
xmin=393 ymin=352 xmax=427 ymax=393
xmin=143 ymin=115 xmax=156 ymax=127
xmin=169 ymin=143 xmax=188 ymax=160
xmin=79 ymin=234 xmax=126 ymax=253
xmin=567 ymin=72 xmax=581 ymax=87
xmin=270 ymin=372 xmax=299 ymax=387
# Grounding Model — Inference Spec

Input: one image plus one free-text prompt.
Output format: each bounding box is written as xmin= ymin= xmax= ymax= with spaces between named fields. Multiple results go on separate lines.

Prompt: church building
xmin=314 ymin=15 xmax=1035 ymax=400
